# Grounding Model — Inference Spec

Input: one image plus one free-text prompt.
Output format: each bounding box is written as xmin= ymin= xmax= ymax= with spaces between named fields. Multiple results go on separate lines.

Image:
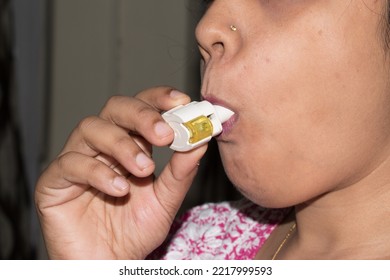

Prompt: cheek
xmin=218 ymin=131 xmax=340 ymax=208
xmin=218 ymin=27 xmax=390 ymax=208
xmin=210 ymin=1 xmax=390 ymax=207
xmin=222 ymin=81 xmax=390 ymax=208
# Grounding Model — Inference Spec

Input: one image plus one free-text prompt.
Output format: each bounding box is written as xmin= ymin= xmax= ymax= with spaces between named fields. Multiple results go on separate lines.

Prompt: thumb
xmin=154 ymin=145 xmax=208 ymax=217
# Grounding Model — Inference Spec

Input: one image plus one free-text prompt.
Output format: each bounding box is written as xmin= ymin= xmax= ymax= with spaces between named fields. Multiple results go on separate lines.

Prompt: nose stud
xmin=230 ymin=25 xmax=237 ymax=32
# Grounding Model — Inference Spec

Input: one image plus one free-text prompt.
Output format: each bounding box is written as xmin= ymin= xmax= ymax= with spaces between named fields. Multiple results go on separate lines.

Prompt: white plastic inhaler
xmin=162 ymin=101 xmax=235 ymax=152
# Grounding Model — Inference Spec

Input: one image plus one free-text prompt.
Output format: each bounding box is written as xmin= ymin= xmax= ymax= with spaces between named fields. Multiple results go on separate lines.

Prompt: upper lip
xmin=201 ymin=94 xmax=234 ymax=111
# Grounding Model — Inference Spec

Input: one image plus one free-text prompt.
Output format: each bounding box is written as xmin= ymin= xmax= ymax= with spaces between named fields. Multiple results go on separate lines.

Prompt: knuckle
xmin=105 ymin=95 xmax=125 ymax=108
xmin=76 ymin=115 xmax=99 ymax=135
xmin=57 ymin=151 xmax=101 ymax=177
xmin=112 ymin=135 xmax=132 ymax=153
xmin=135 ymin=104 xmax=155 ymax=120
xmin=53 ymin=152 xmax=72 ymax=178
xmin=136 ymin=86 xmax=173 ymax=100
xmin=100 ymin=95 xmax=128 ymax=118
xmin=88 ymin=160 xmax=105 ymax=177
xmin=56 ymin=152 xmax=73 ymax=172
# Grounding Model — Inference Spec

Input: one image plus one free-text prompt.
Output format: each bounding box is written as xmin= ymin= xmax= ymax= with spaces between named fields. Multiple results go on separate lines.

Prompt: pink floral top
xmin=152 ymin=199 xmax=290 ymax=260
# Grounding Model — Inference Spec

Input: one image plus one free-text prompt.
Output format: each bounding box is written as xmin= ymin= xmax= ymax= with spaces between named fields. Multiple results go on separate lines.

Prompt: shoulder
xmin=160 ymin=199 xmax=290 ymax=260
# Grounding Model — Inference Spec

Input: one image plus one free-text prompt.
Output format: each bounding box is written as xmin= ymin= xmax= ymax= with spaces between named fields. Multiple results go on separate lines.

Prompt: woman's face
xmin=197 ymin=0 xmax=390 ymax=208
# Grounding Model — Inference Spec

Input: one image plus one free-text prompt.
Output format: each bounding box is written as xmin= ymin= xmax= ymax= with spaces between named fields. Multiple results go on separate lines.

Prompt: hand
xmin=35 ymin=87 xmax=207 ymax=259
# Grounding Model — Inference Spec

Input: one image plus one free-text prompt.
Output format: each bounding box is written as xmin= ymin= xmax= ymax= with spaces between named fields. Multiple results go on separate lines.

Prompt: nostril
xmin=198 ymin=42 xmax=225 ymax=63
xmin=212 ymin=42 xmax=225 ymax=55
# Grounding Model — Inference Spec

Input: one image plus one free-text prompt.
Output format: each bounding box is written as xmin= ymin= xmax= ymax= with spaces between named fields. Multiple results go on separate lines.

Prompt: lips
xmin=202 ymin=95 xmax=238 ymax=138
xmin=220 ymin=113 xmax=237 ymax=135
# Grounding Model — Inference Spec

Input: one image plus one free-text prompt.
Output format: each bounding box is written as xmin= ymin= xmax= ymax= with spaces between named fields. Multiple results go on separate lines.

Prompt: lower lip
xmin=217 ymin=114 xmax=237 ymax=139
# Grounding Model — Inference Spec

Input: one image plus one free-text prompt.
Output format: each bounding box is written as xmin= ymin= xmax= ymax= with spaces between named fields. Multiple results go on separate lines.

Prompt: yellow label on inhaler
xmin=183 ymin=116 xmax=213 ymax=144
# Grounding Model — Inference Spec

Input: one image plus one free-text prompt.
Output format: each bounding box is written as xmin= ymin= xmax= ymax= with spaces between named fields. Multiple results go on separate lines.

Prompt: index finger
xmin=99 ymin=87 xmax=191 ymax=147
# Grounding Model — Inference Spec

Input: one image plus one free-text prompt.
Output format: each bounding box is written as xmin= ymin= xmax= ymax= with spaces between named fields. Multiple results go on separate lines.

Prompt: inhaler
xmin=162 ymin=101 xmax=234 ymax=152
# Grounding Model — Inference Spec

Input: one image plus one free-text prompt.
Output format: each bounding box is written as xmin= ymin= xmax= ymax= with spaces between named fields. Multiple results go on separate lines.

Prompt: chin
xmin=222 ymin=164 xmax=272 ymax=207
xmin=223 ymin=162 xmax=306 ymax=209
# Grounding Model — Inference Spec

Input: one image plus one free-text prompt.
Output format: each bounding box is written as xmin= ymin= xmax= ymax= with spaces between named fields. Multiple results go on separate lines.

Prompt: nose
xmin=195 ymin=2 xmax=241 ymax=64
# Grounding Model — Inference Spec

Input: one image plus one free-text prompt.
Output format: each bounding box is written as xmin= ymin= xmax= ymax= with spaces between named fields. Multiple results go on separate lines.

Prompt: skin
xmin=36 ymin=0 xmax=390 ymax=259
xmin=199 ymin=0 xmax=390 ymax=207
xmin=198 ymin=0 xmax=390 ymax=258
xmin=35 ymin=88 xmax=207 ymax=259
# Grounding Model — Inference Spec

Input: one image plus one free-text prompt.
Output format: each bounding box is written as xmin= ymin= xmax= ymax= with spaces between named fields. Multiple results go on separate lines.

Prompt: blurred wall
xmin=48 ymin=0 xmax=202 ymax=175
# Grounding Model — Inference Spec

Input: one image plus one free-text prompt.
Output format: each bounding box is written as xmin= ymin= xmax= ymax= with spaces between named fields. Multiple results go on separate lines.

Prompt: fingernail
xmin=170 ymin=89 xmax=186 ymax=99
xmin=112 ymin=176 xmax=130 ymax=191
xmin=154 ymin=121 xmax=172 ymax=138
xmin=136 ymin=153 xmax=154 ymax=170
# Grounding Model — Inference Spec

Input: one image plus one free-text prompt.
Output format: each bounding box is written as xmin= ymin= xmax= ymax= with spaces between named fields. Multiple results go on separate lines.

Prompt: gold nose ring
xmin=230 ymin=25 xmax=237 ymax=32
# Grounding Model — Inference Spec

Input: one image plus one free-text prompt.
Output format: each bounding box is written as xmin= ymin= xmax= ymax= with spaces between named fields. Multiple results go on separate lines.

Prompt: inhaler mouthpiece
xmin=162 ymin=101 xmax=234 ymax=152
